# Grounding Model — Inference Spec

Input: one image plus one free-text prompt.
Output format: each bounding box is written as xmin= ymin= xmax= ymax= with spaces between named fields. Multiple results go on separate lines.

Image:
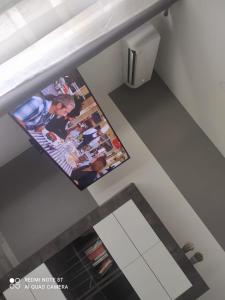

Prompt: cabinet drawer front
xmin=113 ymin=200 xmax=159 ymax=254
xmin=4 ymin=279 xmax=35 ymax=300
xmin=143 ymin=243 xmax=192 ymax=299
xmin=123 ymin=257 xmax=170 ymax=300
xmin=26 ymin=264 xmax=66 ymax=300
xmin=94 ymin=214 xmax=140 ymax=269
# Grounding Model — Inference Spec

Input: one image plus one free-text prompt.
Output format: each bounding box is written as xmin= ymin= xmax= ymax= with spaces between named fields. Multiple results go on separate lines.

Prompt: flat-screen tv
xmin=11 ymin=70 xmax=129 ymax=190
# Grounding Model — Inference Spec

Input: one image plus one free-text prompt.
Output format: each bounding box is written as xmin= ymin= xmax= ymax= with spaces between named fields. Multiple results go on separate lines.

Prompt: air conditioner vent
xmin=123 ymin=24 xmax=160 ymax=89
xmin=127 ymin=48 xmax=137 ymax=86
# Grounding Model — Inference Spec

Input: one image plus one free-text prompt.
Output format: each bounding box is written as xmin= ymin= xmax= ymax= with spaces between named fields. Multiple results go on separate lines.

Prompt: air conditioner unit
xmin=122 ymin=24 xmax=160 ymax=88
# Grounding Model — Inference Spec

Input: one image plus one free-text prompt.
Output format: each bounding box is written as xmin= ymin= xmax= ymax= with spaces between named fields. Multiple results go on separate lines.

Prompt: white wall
xmin=152 ymin=0 xmax=225 ymax=157
xmin=79 ymin=43 xmax=225 ymax=300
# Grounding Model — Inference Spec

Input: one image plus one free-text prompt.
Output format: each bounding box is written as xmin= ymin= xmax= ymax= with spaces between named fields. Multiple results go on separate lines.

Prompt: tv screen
xmin=11 ymin=70 xmax=129 ymax=190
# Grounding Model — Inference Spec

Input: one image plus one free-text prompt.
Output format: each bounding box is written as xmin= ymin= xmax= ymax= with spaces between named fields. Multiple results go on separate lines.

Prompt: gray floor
xmin=0 ymin=147 xmax=97 ymax=265
xmin=110 ymin=72 xmax=225 ymax=250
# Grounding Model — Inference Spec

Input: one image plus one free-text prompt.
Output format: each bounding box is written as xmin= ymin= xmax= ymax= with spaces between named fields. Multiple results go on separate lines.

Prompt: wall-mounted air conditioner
xmin=122 ymin=23 xmax=160 ymax=88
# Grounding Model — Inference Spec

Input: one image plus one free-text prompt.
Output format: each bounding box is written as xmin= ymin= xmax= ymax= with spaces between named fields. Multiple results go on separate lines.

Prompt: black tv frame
xmin=10 ymin=69 xmax=130 ymax=191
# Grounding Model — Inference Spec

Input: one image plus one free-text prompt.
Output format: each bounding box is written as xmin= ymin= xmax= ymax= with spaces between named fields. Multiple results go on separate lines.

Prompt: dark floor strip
xmin=110 ymin=72 xmax=225 ymax=250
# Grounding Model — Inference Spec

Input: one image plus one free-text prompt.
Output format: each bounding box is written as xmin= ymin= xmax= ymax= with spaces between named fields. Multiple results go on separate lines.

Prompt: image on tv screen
xmin=11 ymin=70 xmax=129 ymax=190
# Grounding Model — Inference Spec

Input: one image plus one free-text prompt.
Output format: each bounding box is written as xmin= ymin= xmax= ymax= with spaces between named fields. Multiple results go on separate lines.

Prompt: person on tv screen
xmin=77 ymin=125 xmax=103 ymax=151
xmin=45 ymin=97 xmax=83 ymax=139
xmin=71 ymin=156 xmax=107 ymax=189
xmin=68 ymin=124 xmax=84 ymax=139
xmin=12 ymin=94 xmax=75 ymax=132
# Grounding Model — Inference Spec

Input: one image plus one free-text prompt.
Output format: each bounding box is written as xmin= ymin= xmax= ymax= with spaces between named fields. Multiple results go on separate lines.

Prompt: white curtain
xmin=0 ymin=0 xmax=162 ymax=114
xmin=0 ymin=0 xmax=96 ymax=64
xmin=0 ymin=0 xmax=20 ymax=13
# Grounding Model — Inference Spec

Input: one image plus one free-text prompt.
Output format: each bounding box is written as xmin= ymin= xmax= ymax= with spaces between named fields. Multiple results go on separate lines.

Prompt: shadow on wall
xmin=0 ymin=147 xmax=97 ymax=264
xmin=0 ymin=148 xmax=59 ymax=207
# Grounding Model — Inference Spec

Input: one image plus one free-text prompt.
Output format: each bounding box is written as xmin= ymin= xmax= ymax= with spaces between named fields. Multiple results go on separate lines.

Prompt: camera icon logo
xmin=9 ymin=278 xmax=21 ymax=289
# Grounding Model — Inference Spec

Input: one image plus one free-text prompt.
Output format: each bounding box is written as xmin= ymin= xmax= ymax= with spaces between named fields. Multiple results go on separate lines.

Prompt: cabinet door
xmin=113 ymin=200 xmax=159 ymax=254
xmin=25 ymin=264 xmax=66 ymax=300
xmin=4 ymin=279 xmax=35 ymax=300
xmin=123 ymin=257 xmax=170 ymax=300
xmin=94 ymin=214 xmax=140 ymax=269
xmin=143 ymin=243 xmax=192 ymax=299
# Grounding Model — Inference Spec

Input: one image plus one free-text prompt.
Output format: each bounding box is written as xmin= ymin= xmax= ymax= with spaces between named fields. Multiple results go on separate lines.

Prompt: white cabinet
xmin=4 ymin=264 xmax=66 ymax=300
xmin=113 ymin=199 xmax=159 ymax=254
xmin=4 ymin=279 xmax=35 ymax=300
xmin=123 ymin=257 xmax=170 ymax=300
xmin=94 ymin=214 xmax=140 ymax=269
xmin=143 ymin=243 xmax=192 ymax=299
xmin=94 ymin=200 xmax=192 ymax=300
xmin=4 ymin=200 xmax=192 ymax=300
xmin=26 ymin=264 xmax=66 ymax=300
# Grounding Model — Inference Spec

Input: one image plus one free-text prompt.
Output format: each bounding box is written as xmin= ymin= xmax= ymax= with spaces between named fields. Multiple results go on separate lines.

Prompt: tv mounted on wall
xmin=11 ymin=70 xmax=129 ymax=190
